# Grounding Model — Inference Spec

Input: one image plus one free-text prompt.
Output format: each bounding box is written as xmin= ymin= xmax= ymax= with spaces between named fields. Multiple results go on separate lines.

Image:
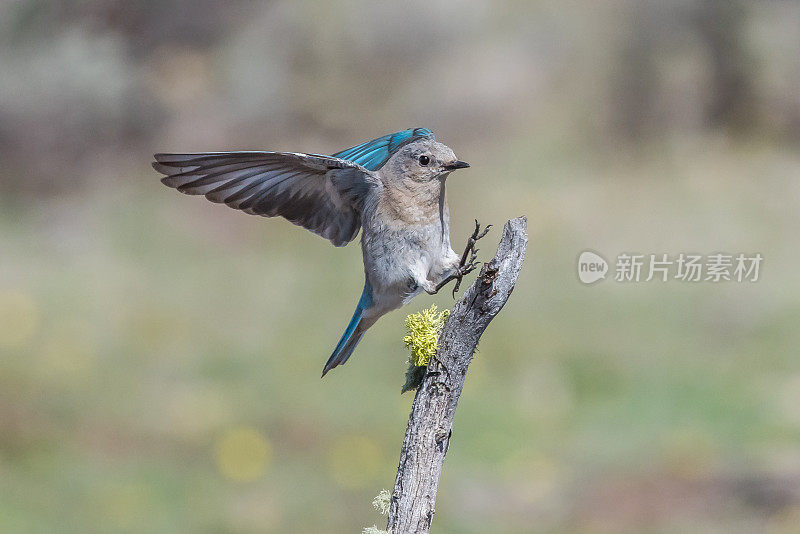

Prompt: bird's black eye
xmin=418 ymin=155 xmax=430 ymax=166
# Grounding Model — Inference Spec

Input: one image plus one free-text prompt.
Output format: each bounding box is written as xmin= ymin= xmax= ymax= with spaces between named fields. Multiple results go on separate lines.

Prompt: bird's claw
xmin=451 ymin=260 xmax=480 ymax=297
xmin=451 ymin=220 xmax=492 ymax=297
xmin=470 ymin=219 xmax=492 ymax=243
xmin=462 ymin=221 xmax=491 ymax=261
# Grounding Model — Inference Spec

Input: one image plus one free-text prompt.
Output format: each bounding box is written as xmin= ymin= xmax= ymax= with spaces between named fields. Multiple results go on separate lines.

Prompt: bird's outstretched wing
xmin=153 ymin=151 xmax=376 ymax=246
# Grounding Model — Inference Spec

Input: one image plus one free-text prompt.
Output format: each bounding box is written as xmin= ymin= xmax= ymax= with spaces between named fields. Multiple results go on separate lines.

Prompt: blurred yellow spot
xmin=0 ymin=291 xmax=38 ymax=349
xmin=39 ymin=319 xmax=96 ymax=385
xmin=327 ymin=435 xmax=383 ymax=490
xmin=215 ymin=427 xmax=271 ymax=482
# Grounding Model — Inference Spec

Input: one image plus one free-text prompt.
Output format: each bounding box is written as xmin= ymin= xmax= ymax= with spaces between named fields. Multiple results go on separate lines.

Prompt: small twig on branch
xmin=387 ymin=216 xmax=528 ymax=534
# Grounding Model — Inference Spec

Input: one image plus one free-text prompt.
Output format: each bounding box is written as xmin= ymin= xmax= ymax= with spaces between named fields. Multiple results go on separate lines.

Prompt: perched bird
xmin=153 ymin=128 xmax=488 ymax=376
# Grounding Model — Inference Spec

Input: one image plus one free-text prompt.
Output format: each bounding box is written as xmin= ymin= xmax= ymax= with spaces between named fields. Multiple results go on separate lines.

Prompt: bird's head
xmin=379 ymin=138 xmax=469 ymax=184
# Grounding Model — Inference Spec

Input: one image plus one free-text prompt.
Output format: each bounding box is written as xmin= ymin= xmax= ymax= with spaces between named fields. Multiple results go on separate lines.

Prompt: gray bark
xmin=386 ymin=217 xmax=528 ymax=534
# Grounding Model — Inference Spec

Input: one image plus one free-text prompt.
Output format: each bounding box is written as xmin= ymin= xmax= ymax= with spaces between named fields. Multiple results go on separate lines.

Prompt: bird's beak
xmin=443 ymin=160 xmax=470 ymax=171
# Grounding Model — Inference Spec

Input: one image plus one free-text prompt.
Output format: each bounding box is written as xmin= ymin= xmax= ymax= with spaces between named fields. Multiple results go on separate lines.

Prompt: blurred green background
xmin=1 ymin=1 xmax=799 ymax=532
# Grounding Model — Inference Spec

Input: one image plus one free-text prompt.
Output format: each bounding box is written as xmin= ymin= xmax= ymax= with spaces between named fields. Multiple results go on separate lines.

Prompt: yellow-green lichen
xmin=401 ymin=305 xmax=450 ymax=393
xmin=372 ymin=489 xmax=391 ymax=515
xmin=403 ymin=305 xmax=450 ymax=367
xmin=362 ymin=490 xmax=392 ymax=534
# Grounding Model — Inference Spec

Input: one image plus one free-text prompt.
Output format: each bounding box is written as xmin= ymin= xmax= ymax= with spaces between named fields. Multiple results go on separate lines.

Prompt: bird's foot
xmin=465 ymin=219 xmax=492 ymax=256
xmin=453 ymin=220 xmax=491 ymax=294
xmin=450 ymin=249 xmax=480 ymax=297
xmin=458 ymin=219 xmax=491 ymax=266
xmin=431 ymin=220 xmax=492 ymax=297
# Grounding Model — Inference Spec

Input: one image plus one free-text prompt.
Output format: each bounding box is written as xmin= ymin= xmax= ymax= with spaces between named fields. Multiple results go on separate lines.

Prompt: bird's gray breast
xmin=361 ymin=218 xmax=445 ymax=297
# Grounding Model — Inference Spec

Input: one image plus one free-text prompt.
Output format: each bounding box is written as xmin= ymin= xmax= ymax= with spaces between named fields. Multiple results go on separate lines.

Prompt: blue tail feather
xmin=322 ymin=281 xmax=373 ymax=377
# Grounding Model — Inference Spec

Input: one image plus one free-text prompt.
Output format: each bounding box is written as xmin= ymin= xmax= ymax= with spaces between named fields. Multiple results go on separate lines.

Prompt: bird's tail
xmin=322 ymin=282 xmax=373 ymax=377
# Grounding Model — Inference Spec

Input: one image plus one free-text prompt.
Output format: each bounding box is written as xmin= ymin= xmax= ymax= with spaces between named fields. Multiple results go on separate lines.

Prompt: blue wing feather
xmin=331 ymin=128 xmax=434 ymax=171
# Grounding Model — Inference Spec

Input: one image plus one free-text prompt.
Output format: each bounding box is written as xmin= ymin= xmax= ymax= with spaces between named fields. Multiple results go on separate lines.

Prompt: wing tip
xmin=153 ymin=153 xmax=174 ymax=164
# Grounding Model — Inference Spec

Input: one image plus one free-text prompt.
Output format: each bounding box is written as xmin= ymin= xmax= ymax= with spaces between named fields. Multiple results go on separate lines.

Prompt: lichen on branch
xmin=401 ymin=304 xmax=450 ymax=393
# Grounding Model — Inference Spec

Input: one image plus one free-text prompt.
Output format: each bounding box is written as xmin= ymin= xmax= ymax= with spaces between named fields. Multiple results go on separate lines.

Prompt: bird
xmin=152 ymin=128 xmax=490 ymax=376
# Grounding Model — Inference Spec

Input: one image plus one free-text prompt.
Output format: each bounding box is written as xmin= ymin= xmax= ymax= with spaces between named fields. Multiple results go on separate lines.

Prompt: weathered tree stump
xmin=387 ymin=217 xmax=528 ymax=533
